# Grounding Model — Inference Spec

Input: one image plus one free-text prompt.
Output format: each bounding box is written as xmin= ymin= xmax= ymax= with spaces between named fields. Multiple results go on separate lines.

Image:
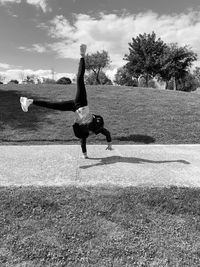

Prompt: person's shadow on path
xmin=80 ymin=155 xmax=190 ymax=169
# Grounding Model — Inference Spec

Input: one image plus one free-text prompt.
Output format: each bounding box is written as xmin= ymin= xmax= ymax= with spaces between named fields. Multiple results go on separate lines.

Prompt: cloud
xmin=0 ymin=62 xmax=12 ymax=69
xmin=19 ymin=44 xmax=48 ymax=53
xmin=0 ymin=0 xmax=20 ymax=3
xmin=26 ymin=0 xmax=50 ymax=12
xmin=0 ymin=0 xmax=50 ymax=12
xmin=42 ymin=11 xmax=200 ymax=71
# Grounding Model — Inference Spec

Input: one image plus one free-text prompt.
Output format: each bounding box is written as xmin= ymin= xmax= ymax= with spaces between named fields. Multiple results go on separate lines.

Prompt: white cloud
xmin=0 ymin=0 xmax=20 ymax=3
xmin=19 ymin=44 xmax=48 ymax=53
xmin=26 ymin=0 xmax=50 ymax=12
xmin=43 ymin=11 xmax=200 ymax=71
xmin=0 ymin=62 xmax=12 ymax=69
xmin=0 ymin=0 xmax=50 ymax=12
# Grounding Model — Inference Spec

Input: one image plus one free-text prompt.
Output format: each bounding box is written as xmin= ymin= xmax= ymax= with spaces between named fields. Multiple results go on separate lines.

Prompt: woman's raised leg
xmin=74 ymin=44 xmax=88 ymax=110
xmin=20 ymin=97 xmax=76 ymax=112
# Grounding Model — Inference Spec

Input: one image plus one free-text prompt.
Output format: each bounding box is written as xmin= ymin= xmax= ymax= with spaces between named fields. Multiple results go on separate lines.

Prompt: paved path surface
xmin=0 ymin=145 xmax=200 ymax=187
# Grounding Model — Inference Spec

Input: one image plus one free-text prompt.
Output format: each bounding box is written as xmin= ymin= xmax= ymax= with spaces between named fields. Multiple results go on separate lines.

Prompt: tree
xmin=166 ymin=71 xmax=198 ymax=92
xmin=114 ymin=66 xmax=137 ymax=86
xmin=0 ymin=74 xmax=5 ymax=84
xmin=19 ymin=71 xmax=26 ymax=83
xmin=85 ymin=50 xmax=111 ymax=84
xmin=124 ymin=32 xmax=167 ymax=87
xmin=56 ymin=77 xmax=72 ymax=85
xmin=42 ymin=78 xmax=56 ymax=84
xmin=85 ymin=71 xmax=112 ymax=85
xmin=178 ymin=72 xmax=199 ymax=92
xmin=36 ymin=78 xmax=42 ymax=84
xmin=159 ymin=43 xmax=197 ymax=90
xmin=8 ymin=79 xmax=19 ymax=84
xmin=193 ymin=67 xmax=200 ymax=87
xmin=23 ymin=75 xmax=36 ymax=84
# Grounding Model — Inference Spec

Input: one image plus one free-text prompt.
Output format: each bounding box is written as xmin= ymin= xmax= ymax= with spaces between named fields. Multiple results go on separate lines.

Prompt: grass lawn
xmin=1 ymin=186 xmax=200 ymax=266
xmin=1 ymin=83 xmax=200 ymax=144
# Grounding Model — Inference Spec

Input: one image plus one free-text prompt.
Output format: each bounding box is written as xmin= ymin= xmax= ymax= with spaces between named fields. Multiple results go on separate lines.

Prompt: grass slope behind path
xmin=0 ymin=84 xmax=200 ymax=144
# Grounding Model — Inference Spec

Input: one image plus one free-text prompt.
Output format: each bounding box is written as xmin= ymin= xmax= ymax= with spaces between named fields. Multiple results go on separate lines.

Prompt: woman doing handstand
xmin=20 ymin=44 xmax=112 ymax=158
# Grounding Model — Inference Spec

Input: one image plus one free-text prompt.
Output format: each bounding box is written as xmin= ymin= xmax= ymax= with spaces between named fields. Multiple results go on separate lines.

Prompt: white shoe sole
xmin=20 ymin=97 xmax=28 ymax=112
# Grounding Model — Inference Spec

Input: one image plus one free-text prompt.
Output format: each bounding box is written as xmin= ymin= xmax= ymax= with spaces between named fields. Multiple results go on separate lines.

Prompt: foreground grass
xmin=1 ymin=84 xmax=200 ymax=144
xmin=1 ymin=186 xmax=200 ymax=266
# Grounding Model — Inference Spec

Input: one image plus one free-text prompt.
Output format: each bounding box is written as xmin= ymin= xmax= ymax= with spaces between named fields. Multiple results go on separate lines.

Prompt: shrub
xmin=85 ymin=71 xmax=112 ymax=85
xmin=166 ymin=73 xmax=199 ymax=92
xmin=114 ymin=66 xmax=137 ymax=86
xmin=8 ymin=80 xmax=19 ymax=84
xmin=179 ymin=73 xmax=199 ymax=92
xmin=56 ymin=77 xmax=72 ymax=85
xmin=42 ymin=78 xmax=56 ymax=84
xmin=148 ymin=79 xmax=157 ymax=88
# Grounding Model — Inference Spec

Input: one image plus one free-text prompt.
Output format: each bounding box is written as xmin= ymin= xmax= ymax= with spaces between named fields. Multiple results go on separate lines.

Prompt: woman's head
xmin=90 ymin=115 xmax=104 ymax=134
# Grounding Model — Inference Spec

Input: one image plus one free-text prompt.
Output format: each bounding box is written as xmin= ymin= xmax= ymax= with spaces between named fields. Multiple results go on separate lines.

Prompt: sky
xmin=0 ymin=0 xmax=200 ymax=83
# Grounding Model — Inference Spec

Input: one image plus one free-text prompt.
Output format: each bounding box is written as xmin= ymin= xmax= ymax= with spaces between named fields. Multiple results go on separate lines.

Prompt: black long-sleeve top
xmin=80 ymin=127 xmax=112 ymax=153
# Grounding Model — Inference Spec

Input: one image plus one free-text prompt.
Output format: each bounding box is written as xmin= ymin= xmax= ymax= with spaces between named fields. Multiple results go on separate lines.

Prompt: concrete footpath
xmin=0 ymin=145 xmax=200 ymax=187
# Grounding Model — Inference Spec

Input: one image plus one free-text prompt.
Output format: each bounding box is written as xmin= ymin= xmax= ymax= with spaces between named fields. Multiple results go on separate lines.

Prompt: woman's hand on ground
xmin=106 ymin=144 xmax=113 ymax=151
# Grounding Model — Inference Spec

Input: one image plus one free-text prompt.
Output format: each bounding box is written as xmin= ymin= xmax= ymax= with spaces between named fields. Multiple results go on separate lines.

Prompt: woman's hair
xmin=89 ymin=115 xmax=104 ymax=134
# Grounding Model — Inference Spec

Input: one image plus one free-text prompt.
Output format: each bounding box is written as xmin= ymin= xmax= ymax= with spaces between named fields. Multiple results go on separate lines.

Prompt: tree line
xmin=1 ymin=32 xmax=199 ymax=91
xmin=0 ymin=74 xmax=73 ymax=85
xmin=85 ymin=32 xmax=200 ymax=91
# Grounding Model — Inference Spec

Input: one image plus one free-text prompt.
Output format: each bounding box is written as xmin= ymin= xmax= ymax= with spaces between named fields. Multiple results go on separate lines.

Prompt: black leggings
xmin=33 ymin=57 xmax=87 ymax=112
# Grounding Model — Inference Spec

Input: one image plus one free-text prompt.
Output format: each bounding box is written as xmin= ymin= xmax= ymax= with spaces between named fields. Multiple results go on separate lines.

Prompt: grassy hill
xmin=1 ymin=83 xmax=200 ymax=144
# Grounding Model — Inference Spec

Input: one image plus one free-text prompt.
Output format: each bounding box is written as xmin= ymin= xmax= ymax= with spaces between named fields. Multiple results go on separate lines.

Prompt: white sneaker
xmin=20 ymin=97 xmax=33 ymax=112
xmin=82 ymin=153 xmax=89 ymax=159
